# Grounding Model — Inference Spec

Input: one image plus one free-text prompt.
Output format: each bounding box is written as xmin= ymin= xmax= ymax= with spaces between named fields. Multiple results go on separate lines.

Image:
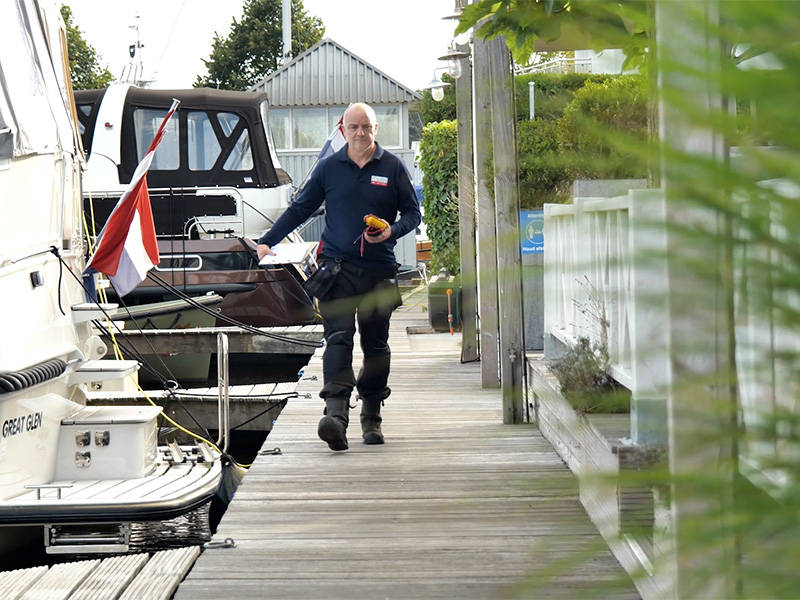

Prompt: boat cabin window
xmin=155 ymin=254 xmax=202 ymax=271
xmin=76 ymin=102 xmax=99 ymax=155
xmin=133 ymin=108 xmax=179 ymax=169
xmin=136 ymin=108 xmax=256 ymax=173
xmin=223 ymin=128 xmax=253 ymax=171
xmin=77 ymin=105 xmax=90 ymax=134
xmin=187 ymin=112 xmax=221 ymax=170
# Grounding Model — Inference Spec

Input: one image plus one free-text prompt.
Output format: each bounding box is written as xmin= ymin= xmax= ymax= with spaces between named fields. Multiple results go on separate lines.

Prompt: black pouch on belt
xmin=302 ymin=258 xmax=341 ymax=302
xmin=374 ymin=277 xmax=403 ymax=311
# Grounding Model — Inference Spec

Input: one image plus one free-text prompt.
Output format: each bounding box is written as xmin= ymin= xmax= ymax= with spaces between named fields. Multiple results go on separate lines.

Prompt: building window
xmin=268 ymin=105 xmax=402 ymax=150
xmin=329 ymin=107 xmax=346 ymax=131
xmin=292 ymin=107 xmax=328 ymax=149
xmin=374 ymin=106 xmax=400 ymax=148
xmin=268 ymin=108 xmax=290 ymax=149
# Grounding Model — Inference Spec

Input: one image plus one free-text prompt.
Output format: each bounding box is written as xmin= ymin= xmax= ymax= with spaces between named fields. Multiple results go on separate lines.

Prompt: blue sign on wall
xmin=520 ymin=210 xmax=544 ymax=254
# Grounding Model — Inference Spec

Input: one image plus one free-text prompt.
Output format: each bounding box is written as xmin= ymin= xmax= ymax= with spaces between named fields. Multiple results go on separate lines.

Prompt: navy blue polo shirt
xmin=258 ymin=143 xmax=421 ymax=276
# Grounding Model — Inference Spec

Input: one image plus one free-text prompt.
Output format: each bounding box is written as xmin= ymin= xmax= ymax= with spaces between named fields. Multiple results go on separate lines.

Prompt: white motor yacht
xmin=0 ymin=0 xmax=225 ymax=555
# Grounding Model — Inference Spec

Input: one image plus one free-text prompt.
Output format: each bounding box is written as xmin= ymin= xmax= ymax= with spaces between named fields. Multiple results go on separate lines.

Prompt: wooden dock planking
xmin=0 ymin=547 xmax=200 ymax=600
xmin=0 ymin=566 xmax=48 ymax=600
xmin=177 ymin=286 xmax=638 ymax=599
xmin=119 ymin=546 xmax=201 ymax=600
xmin=20 ymin=559 xmax=99 ymax=600
xmin=68 ymin=553 xmax=149 ymax=600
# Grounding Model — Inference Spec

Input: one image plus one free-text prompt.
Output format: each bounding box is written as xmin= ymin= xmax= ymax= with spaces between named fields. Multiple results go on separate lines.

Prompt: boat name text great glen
xmin=2 ymin=412 xmax=44 ymax=438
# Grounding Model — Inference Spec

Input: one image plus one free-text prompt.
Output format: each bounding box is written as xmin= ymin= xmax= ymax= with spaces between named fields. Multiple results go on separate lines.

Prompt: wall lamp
xmin=442 ymin=8 xmax=472 ymax=45
xmin=421 ymin=67 xmax=451 ymax=102
xmin=438 ymin=45 xmax=470 ymax=80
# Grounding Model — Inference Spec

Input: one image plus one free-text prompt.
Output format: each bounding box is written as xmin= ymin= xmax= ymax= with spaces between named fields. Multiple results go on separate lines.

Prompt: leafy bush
xmin=419 ymin=120 xmax=460 ymax=275
xmin=556 ymin=75 xmax=648 ymax=180
xmin=417 ymin=73 xmax=648 ymax=259
xmin=516 ymin=119 xmax=571 ymax=208
xmin=514 ymin=72 xmax=614 ymax=122
xmin=548 ymin=337 xmax=630 ymax=414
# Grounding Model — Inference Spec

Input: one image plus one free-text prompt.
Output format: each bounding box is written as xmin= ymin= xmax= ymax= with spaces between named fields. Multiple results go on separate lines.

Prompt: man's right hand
xmin=257 ymin=244 xmax=276 ymax=260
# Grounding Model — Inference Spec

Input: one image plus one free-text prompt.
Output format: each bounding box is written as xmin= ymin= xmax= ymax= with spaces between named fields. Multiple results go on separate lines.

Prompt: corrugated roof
xmin=250 ymin=38 xmax=421 ymax=106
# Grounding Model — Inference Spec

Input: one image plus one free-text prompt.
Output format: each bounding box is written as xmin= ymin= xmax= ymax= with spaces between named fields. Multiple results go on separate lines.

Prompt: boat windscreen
xmin=116 ymin=87 xmax=292 ymax=188
xmin=261 ymin=100 xmax=286 ymax=173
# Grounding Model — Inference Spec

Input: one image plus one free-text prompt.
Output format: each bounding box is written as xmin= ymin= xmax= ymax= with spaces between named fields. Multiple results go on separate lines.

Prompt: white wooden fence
xmin=543 ymin=185 xmax=797 ymax=490
xmin=733 ymin=179 xmax=800 ymax=495
xmin=543 ymin=189 xmax=669 ymax=403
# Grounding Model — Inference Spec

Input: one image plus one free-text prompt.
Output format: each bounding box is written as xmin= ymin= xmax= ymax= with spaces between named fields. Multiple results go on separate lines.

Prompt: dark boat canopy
xmin=74 ymin=86 xmax=291 ymax=189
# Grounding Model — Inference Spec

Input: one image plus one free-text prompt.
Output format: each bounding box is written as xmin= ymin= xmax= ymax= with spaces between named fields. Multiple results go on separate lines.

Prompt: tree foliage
xmin=195 ymin=0 xmax=324 ymax=90
xmin=61 ymin=5 xmax=114 ymax=90
xmin=456 ymin=0 xmax=650 ymax=71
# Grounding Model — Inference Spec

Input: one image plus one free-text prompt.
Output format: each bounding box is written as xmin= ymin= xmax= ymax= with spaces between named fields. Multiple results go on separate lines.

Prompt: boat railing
xmin=216 ymin=332 xmax=230 ymax=454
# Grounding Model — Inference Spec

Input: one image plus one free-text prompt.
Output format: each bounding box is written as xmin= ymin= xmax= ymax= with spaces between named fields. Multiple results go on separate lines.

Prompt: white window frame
xmin=154 ymin=254 xmax=202 ymax=272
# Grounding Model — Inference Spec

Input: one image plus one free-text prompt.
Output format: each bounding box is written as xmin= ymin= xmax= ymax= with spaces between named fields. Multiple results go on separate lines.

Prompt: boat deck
xmin=175 ymin=286 xmax=638 ymax=599
xmin=0 ymin=446 xmax=220 ymax=525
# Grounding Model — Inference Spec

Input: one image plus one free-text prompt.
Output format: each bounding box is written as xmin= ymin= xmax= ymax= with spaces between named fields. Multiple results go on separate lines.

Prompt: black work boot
xmin=318 ymin=397 xmax=349 ymax=451
xmin=360 ymin=397 xmax=384 ymax=445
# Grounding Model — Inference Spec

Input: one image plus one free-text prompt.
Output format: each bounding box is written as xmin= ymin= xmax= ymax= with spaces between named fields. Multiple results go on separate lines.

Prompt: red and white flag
xmin=317 ymin=116 xmax=345 ymax=160
xmin=85 ymin=99 xmax=179 ymax=296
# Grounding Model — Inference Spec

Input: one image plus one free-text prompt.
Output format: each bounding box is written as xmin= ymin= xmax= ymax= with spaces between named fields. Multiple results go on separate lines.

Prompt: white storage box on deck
xmin=55 ymin=406 xmax=162 ymax=480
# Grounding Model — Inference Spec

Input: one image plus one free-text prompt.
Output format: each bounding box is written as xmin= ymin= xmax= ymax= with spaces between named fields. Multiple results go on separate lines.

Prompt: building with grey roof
xmin=249 ymin=38 xmax=422 ymax=188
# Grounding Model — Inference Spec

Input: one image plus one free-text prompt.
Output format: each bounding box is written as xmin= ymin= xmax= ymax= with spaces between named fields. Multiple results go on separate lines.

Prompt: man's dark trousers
xmin=317 ymin=259 xmax=396 ymax=402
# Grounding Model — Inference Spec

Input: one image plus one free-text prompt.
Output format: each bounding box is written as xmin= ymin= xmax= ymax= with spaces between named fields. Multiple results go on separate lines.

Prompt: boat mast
xmin=280 ymin=0 xmax=291 ymax=66
xmin=120 ymin=14 xmax=146 ymax=86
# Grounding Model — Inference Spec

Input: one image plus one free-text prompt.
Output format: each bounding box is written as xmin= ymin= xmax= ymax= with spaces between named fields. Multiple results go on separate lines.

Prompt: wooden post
xmin=455 ymin=42 xmax=479 ymax=363
xmin=488 ymin=37 xmax=525 ymax=423
xmin=471 ymin=34 xmax=500 ymax=388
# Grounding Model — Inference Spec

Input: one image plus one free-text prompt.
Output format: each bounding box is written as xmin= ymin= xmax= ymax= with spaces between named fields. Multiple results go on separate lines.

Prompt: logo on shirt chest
xmin=370 ymin=175 xmax=389 ymax=187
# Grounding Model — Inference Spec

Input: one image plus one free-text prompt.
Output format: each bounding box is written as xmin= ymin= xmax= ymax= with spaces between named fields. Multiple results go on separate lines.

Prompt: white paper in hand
xmin=258 ymin=242 xmax=318 ymax=266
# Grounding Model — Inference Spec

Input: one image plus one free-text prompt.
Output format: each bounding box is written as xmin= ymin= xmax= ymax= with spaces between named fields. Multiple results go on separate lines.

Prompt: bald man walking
xmin=257 ymin=103 xmax=421 ymax=451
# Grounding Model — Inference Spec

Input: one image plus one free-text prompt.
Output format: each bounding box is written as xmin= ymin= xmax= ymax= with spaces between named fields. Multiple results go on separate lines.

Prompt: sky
xmin=64 ymin=0 xmax=460 ymax=91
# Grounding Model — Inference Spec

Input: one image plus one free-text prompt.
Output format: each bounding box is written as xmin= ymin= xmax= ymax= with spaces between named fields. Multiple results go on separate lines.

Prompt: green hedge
xmin=514 ymin=72 xmax=614 ymax=121
xmin=423 ymin=71 xmax=617 ymax=124
xmin=516 ymin=118 xmax=571 ymax=207
xmin=556 ymin=75 xmax=648 ymax=180
xmin=417 ymin=73 xmax=648 ymax=265
xmin=419 ymin=120 xmax=460 ymax=275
